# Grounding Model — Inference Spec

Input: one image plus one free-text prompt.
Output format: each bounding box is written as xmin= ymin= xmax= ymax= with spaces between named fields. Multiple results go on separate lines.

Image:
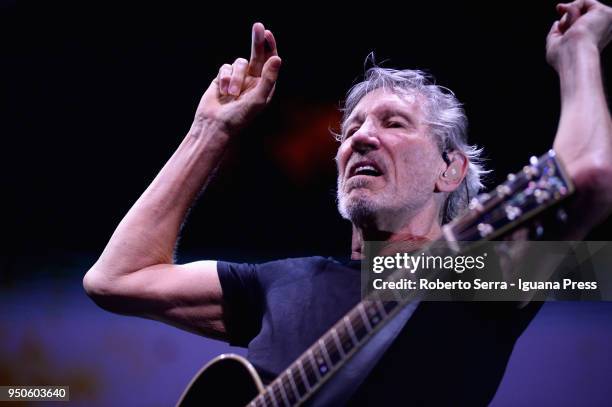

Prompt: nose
xmin=350 ymin=120 xmax=380 ymax=154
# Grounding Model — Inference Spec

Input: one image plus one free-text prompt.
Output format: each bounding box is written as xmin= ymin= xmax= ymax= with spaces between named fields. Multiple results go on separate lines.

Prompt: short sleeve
xmin=216 ymin=261 xmax=265 ymax=347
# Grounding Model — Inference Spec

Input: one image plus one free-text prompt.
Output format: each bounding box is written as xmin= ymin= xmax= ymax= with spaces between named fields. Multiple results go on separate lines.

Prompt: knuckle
xmin=234 ymin=58 xmax=248 ymax=66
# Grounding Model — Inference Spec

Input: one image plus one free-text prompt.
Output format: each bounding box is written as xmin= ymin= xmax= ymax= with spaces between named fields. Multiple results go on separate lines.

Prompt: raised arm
xmin=83 ymin=23 xmax=281 ymax=340
xmin=547 ymin=0 xmax=612 ymax=238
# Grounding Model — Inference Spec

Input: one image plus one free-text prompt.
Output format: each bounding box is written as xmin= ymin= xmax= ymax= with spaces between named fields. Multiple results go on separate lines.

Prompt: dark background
xmin=9 ymin=1 xmax=611 ymax=275
xmin=4 ymin=2 xmax=612 ymax=406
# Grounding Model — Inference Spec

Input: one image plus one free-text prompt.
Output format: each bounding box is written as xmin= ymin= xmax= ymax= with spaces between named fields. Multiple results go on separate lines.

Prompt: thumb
xmin=255 ymin=56 xmax=282 ymax=101
xmin=547 ymin=20 xmax=561 ymax=39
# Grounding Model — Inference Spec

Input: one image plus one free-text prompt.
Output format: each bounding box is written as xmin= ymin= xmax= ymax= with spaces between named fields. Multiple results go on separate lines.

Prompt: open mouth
xmin=348 ymin=161 xmax=383 ymax=179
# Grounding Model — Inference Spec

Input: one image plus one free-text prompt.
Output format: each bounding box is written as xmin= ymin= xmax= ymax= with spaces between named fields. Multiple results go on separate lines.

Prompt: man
xmin=84 ymin=1 xmax=612 ymax=405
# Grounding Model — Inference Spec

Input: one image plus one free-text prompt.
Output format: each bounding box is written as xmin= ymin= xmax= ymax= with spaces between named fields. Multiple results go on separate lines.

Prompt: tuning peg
xmin=505 ymin=205 xmax=522 ymax=221
xmin=496 ymin=184 xmax=512 ymax=198
xmin=477 ymin=223 xmax=494 ymax=237
xmin=468 ymin=197 xmax=484 ymax=212
xmin=534 ymin=189 xmax=551 ymax=204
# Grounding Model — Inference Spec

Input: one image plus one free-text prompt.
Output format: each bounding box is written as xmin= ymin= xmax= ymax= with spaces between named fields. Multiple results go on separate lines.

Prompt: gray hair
xmin=338 ymin=66 xmax=488 ymax=224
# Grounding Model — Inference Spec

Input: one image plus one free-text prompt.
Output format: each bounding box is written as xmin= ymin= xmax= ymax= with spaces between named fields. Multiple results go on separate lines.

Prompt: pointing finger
xmin=248 ymin=22 xmax=266 ymax=77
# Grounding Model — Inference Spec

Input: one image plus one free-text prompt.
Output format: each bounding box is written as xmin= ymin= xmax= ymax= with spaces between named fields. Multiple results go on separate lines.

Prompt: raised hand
xmin=194 ymin=22 xmax=282 ymax=136
xmin=546 ymin=0 xmax=612 ymax=70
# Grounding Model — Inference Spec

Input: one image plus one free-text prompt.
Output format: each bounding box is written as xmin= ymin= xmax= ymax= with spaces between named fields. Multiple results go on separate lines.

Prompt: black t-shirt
xmin=217 ymin=256 xmax=541 ymax=406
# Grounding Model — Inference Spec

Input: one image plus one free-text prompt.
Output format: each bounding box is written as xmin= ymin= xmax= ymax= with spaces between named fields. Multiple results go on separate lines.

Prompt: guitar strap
xmin=307 ymin=299 xmax=421 ymax=406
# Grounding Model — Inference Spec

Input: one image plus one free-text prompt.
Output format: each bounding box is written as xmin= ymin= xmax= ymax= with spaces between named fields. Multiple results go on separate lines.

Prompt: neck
xmin=350 ymin=204 xmax=442 ymax=260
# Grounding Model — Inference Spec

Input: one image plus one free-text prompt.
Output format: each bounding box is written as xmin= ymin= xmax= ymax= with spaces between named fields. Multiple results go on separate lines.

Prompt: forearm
xmin=554 ymin=42 xmax=612 ymax=171
xmin=552 ymin=41 xmax=612 ymax=238
xmin=92 ymin=118 xmax=230 ymax=277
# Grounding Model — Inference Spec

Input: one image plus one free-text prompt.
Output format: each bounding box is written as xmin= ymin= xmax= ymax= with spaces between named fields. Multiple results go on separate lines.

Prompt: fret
xmin=271 ymin=381 xmax=288 ymax=407
xmin=349 ymin=308 xmax=369 ymax=340
xmin=363 ymin=301 xmax=383 ymax=327
xmin=280 ymin=374 xmax=298 ymax=405
xmin=263 ymin=390 xmax=276 ymax=407
xmin=318 ymin=340 xmax=333 ymax=368
xmin=331 ymin=327 xmax=345 ymax=357
xmin=337 ymin=319 xmax=356 ymax=354
xmin=291 ymin=364 xmax=308 ymax=397
xmin=286 ymin=368 xmax=302 ymax=401
xmin=253 ymin=396 xmax=265 ymax=407
xmin=343 ymin=316 xmax=360 ymax=345
xmin=296 ymin=360 xmax=312 ymax=391
xmin=322 ymin=335 xmax=342 ymax=365
xmin=303 ymin=352 xmax=319 ymax=387
xmin=365 ymin=292 xmax=388 ymax=319
xmin=374 ymin=298 xmax=390 ymax=318
xmin=312 ymin=345 xmax=330 ymax=377
xmin=357 ymin=303 xmax=373 ymax=332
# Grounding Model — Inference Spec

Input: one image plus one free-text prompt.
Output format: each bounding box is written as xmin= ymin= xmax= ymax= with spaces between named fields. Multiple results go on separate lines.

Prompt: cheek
xmin=335 ymin=145 xmax=350 ymax=177
xmin=393 ymin=142 xmax=440 ymax=187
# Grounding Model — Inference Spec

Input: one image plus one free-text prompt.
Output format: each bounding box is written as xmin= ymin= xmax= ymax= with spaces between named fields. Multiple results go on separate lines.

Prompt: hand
xmin=546 ymin=0 xmax=612 ymax=70
xmin=193 ymin=22 xmax=281 ymax=135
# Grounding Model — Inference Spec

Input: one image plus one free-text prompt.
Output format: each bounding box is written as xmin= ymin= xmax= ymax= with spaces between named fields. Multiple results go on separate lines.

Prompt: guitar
xmin=176 ymin=150 xmax=574 ymax=407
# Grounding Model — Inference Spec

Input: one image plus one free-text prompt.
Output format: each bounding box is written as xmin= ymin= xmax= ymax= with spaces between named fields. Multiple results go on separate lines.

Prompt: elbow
xmin=83 ymin=266 xmax=123 ymax=313
xmin=573 ymin=160 xmax=612 ymax=207
xmin=567 ymin=160 xmax=612 ymax=237
xmin=593 ymin=165 xmax=612 ymax=207
xmin=83 ymin=265 xmax=106 ymax=298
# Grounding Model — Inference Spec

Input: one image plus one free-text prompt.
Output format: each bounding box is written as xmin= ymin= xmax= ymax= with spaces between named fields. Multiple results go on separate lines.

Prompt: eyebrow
xmin=344 ymin=103 xmax=416 ymax=130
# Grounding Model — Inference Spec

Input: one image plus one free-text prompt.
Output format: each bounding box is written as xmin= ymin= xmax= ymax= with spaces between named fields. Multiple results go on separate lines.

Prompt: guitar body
xmin=176 ymin=354 xmax=264 ymax=407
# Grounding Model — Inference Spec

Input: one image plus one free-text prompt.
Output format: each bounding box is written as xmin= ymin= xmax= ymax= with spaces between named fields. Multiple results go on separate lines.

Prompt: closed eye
xmin=342 ymin=127 xmax=359 ymax=141
xmin=386 ymin=120 xmax=405 ymax=128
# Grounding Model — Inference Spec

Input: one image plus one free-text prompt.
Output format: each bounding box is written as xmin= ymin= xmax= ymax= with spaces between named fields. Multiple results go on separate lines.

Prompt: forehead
xmin=346 ymin=87 xmax=424 ymax=123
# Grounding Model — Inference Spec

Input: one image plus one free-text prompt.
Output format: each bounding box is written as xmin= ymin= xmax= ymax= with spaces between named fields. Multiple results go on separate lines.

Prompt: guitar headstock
xmin=444 ymin=150 xmax=574 ymax=244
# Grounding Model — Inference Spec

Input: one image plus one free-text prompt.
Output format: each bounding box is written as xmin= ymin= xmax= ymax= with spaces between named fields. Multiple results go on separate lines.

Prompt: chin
xmin=338 ymin=191 xmax=380 ymax=224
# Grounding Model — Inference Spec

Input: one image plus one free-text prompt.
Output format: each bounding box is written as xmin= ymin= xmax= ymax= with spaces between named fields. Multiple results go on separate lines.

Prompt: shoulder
xmin=252 ymin=255 xmax=338 ymax=280
xmin=259 ymin=255 xmax=335 ymax=270
xmin=217 ymin=255 xmax=346 ymax=287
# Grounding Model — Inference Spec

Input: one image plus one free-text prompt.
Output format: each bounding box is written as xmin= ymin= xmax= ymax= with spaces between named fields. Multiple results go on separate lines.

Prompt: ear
xmin=435 ymin=150 xmax=468 ymax=193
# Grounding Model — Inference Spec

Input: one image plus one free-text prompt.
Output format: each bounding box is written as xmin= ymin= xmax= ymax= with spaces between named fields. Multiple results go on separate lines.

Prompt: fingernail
xmin=251 ymin=24 xmax=259 ymax=42
xmin=229 ymin=85 xmax=239 ymax=95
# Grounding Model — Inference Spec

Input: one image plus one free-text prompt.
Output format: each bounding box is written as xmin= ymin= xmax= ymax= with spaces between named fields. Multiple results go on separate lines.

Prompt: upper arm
xmin=84 ymin=260 xmax=229 ymax=340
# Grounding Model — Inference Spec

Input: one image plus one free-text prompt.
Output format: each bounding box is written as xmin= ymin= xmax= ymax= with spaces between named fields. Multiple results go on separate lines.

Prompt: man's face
xmin=336 ymin=88 xmax=443 ymax=227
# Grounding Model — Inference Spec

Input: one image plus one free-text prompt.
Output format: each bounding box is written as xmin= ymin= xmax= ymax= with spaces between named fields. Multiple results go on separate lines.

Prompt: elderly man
xmin=84 ymin=1 xmax=612 ymax=405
